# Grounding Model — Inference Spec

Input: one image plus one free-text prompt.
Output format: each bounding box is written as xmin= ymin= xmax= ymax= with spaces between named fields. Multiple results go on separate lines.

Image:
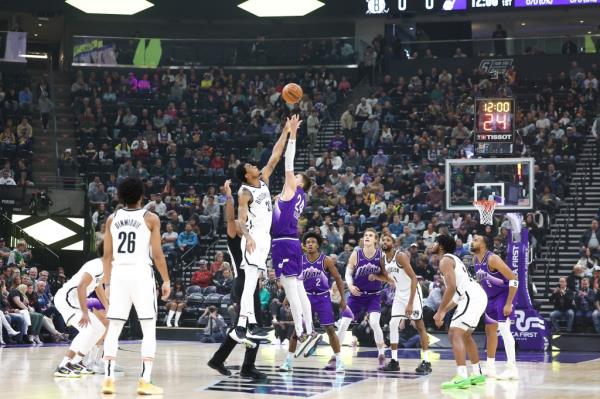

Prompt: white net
xmin=505 ymin=213 xmax=523 ymax=235
xmin=473 ymin=200 xmax=496 ymax=225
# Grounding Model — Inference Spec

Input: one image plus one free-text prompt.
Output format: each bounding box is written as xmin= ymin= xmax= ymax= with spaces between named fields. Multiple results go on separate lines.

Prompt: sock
xmin=141 ymin=360 xmax=153 ymax=383
xmin=105 ymin=359 xmax=115 ymax=380
xmin=422 ymin=350 xmax=430 ymax=362
xmin=167 ymin=310 xmax=175 ymax=324
xmin=487 ymin=357 xmax=495 ymax=368
xmin=499 ymin=320 xmax=517 ymax=366
xmin=471 ymin=363 xmax=482 ymax=376
xmin=286 ymin=352 xmax=294 ymax=362
xmin=457 ymin=365 xmax=468 ymax=379
xmin=378 ymin=347 xmax=385 ymax=356
xmin=175 ymin=311 xmax=182 ymax=325
xmin=60 ymin=356 xmax=71 ymax=368
xmin=72 ymin=354 xmax=83 ymax=365
xmin=391 ymin=349 xmax=398 ymax=361
xmin=335 ymin=352 xmax=341 ymax=361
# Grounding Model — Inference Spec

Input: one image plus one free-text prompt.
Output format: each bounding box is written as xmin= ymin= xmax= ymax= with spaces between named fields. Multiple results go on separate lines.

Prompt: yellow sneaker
xmin=101 ymin=378 xmax=115 ymax=395
xmin=137 ymin=378 xmax=164 ymax=395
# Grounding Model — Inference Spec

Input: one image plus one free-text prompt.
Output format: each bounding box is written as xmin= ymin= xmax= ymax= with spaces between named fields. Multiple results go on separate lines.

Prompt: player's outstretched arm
xmin=261 ymin=119 xmax=290 ymax=184
xmin=282 ymin=115 xmax=302 ymax=201
xmin=434 ymin=257 xmax=457 ymax=327
xmin=489 ymin=254 xmax=518 ymax=316
xmin=223 ymin=179 xmax=237 ymax=238
xmin=325 ymin=255 xmax=346 ymax=310
xmin=147 ymin=212 xmax=170 ymax=300
xmin=102 ymin=215 xmax=114 ymax=285
xmin=237 ymin=189 xmax=255 ymax=253
xmin=397 ymin=252 xmax=418 ymax=312
xmin=345 ymin=250 xmax=360 ymax=296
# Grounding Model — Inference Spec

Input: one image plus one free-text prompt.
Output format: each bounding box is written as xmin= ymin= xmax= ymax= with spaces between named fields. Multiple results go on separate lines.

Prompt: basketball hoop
xmin=473 ymin=200 xmax=497 ymax=226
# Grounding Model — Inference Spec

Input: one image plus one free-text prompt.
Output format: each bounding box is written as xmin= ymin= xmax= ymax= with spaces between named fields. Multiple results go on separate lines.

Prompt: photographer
xmin=549 ymin=277 xmax=576 ymax=332
xmin=198 ymin=306 xmax=226 ymax=343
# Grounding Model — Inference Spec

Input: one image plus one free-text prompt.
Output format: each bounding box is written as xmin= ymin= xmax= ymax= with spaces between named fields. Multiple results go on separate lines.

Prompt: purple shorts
xmin=347 ymin=292 xmax=381 ymax=321
xmin=87 ymin=298 xmax=105 ymax=311
xmin=484 ymin=292 xmax=512 ymax=324
xmin=271 ymin=238 xmax=302 ymax=278
xmin=308 ymin=292 xmax=335 ymax=326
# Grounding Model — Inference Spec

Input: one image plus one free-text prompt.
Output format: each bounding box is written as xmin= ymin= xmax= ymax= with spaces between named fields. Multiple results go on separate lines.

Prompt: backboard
xmin=445 ymin=157 xmax=535 ymax=212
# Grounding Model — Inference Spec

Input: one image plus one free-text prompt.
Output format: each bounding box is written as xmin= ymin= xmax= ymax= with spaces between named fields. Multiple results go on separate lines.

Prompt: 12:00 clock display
xmin=475 ymin=98 xmax=514 ymax=134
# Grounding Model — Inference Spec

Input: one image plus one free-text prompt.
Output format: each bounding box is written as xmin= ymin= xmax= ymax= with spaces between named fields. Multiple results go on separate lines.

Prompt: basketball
xmin=282 ymin=83 xmax=303 ymax=104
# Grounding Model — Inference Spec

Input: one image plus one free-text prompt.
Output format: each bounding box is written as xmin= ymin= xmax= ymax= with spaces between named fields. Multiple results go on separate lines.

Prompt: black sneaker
xmin=382 ymin=359 xmax=400 ymax=372
xmin=208 ymin=359 xmax=232 ymax=376
xmin=54 ymin=366 xmax=81 ymax=378
xmin=240 ymin=366 xmax=268 ymax=381
xmin=69 ymin=362 xmax=94 ymax=375
xmin=415 ymin=360 xmax=432 ymax=375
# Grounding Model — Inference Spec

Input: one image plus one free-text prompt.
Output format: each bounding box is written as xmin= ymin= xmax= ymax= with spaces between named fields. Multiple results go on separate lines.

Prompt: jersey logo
xmin=278 ymin=259 xmax=289 ymax=269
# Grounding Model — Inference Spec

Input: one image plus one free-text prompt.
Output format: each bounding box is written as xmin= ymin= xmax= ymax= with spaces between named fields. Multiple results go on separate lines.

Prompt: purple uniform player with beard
xmin=471 ymin=234 xmax=519 ymax=380
xmin=336 ymin=228 xmax=392 ymax=370
xmin=270 ymin=114 xmax=320 ymax=357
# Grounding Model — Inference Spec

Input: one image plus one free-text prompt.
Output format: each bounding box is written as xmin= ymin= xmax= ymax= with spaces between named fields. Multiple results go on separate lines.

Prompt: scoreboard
xmin=364 ymin=0 xmax=599 ymax=13
xmin=474 ymin=98 xmax=515 ymax=155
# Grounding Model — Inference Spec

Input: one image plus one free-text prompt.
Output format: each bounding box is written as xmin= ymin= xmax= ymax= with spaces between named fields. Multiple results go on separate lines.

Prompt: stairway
xmin=532 ymin=135 xmax=600 ymax=315
xmin=31 ymin=70 xmax=75 ymax=187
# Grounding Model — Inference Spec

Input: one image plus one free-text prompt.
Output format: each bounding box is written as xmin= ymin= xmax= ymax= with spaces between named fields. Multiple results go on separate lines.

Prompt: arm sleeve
xmin=284 ymin=139 xmax=296 ymax=172
xmin=345 ymin=266 xmax=354 ymax=287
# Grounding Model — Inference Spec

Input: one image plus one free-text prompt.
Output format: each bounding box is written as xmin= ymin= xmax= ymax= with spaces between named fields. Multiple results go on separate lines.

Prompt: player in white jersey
xmin=53 ymin=242 xmax=108 ymax=378
xmin=433 ymin=235 xmax=488 ymax=390
xmin=101 ymin=177 xmax=171 ymax=396
xmin=230 ymin=122 xmax=289 ymax=343
xmin=375 ymin=234 xmax=431 ymax=374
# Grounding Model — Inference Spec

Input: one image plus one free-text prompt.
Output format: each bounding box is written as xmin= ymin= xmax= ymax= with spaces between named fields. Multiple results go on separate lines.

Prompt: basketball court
xmin=1 ymin=340 xmax=599 ymax=398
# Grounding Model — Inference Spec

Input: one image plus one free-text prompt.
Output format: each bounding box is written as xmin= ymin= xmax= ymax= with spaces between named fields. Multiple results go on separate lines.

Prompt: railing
xmin=394 ymin=33 xmax=599 ymax=59
xmin=71 ymin=35 xmax=361 ymax=68
xmin=0 ymin=213 xmax=60 ymax=268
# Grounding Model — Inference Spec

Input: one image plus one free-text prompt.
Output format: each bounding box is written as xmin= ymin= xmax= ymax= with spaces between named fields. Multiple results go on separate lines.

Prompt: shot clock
xmin=474 ymin=98 xmax=515 ymax=155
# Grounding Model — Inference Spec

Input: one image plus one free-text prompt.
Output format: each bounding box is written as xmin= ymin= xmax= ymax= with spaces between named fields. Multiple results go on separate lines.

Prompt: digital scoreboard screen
xmin=474 ymin=98 xmax=515 ymax=154
xmin=364 ymin=0 xmax=599 ymax=13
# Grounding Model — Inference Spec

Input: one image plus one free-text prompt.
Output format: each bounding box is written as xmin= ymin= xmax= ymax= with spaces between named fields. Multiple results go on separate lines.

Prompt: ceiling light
xmin=38 ymin=23 xmax=43 ymax=27
xmin=238 ymin=0 xmax=325 ymax=17
xmin=19 ymin=53 xmax=48 ymax=59
xmin=579 ymin=20 xmax=584 ymax=23
xmin=66 ymin=0 xmax=154 ymax=15
xmin=34 ymin=33 xmax=38 ymax=37
xmin=520 ymin=22 xmax=526 ymax=26
xmin=588 ymin=31 xmax=593 ymax=34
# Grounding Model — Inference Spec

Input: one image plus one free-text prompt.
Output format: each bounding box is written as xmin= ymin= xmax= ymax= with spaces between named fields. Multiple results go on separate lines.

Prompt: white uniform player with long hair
xmin=101 ymin=177 xmax=171 ymax=396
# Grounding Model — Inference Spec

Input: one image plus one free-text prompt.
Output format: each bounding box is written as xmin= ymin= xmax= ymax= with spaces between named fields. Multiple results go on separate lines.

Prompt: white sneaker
xmin=92 ymin=361 xmax=105 ymax=374
xmin=485 ymin=365 xmax=497 ymax=378
xmin=166 ymin=320 xmax=173 ymax=327
xmin=335 ymin=359 xmax=345 ymax=374
xmin=279 ymin=359 xmax=293 ymax=372
xmin=174 ymin=321 xmax=179 ymax=327
xmin=497 ymin=366 xmax=519 ymax=380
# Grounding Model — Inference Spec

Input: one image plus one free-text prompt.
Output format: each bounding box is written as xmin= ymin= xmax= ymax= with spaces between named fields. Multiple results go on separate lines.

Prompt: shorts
xmin=54 ymin=288 xmax=81 ymax=327
xmin=484 ymin=291 xmax=512 ymax=325
xmin=392 ymin=285 xmax=423 ymax=320
xmin=347 ymin=292 xmax=381 ymax=321
xmin=308 ymin=292 xmax=335 ymax=326
xmin=106 ymin=264 xmax=157 ymax=321
xmin=271 ymin=238 xmax=302 ymax=278
xmin=241 ymin=232 xmax=270 ymax=271
xmin=450 ymin=283 xmax=488 ymax=331
xmin=87 ymin=297 xmax=105 ymax=311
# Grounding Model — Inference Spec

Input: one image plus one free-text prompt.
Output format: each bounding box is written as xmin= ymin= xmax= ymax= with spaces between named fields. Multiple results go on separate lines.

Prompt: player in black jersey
xmin=207 ymin=180 xmax=267 ymax=380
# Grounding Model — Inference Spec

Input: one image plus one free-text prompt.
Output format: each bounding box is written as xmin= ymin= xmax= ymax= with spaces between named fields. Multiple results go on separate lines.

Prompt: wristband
xmin=509 ymin=280 xmax=518 ymax=288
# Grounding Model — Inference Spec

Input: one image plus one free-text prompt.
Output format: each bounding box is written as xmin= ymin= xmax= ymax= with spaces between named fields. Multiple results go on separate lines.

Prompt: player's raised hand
xmin=161 ymin=281 xmax=171 ymax=301
xmin=288 ymin=114 xmax=302 ymax=132
xmin=349 ymin=284 xmax=361 ymax=296
xmin=223 ymin=179 xmax=232 ymax=197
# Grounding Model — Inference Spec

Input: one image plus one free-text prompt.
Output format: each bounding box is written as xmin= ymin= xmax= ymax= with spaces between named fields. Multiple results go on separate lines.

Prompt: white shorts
xmin=392 ymin=285 xmax=424 ymax=320
xmin=54 ymin=288 xmax=82 ymax=327
xmin=241 ymin=232 xmax=270 ymax=271
xmin=450 ymin=283 xmax=488 ymax=331
xmin=106 ymin=264 xmax=157 ymax=321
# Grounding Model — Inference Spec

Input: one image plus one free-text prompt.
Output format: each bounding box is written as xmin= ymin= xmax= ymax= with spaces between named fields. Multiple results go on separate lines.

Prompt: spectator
xmin=177 ymin=222 xmax=198 ymax=256
xmin=0 ymin=169 xmax=16 ymax=185
xmin=574 ymin=278 xmax=595 ymax=330
xmin=198 ymin=306 xmax=226 ymax=343
xmin=145 ymin=194 xmax=167 ymax=217
xmin=165 ymin=280 xmax=186 ymax=327
xmin=362 ymin=115 xmax=379 ymax=150
xmin=550 ymin=277 xmax=575 ymax=332
xmin=213 ymin=266 xmax=233 ymax=295
xmin=92 ymin=203 xmax=109 ymax=227
xmin=306 ymin=109 xmax=321 ymax=156
xmin=8 ymin=240 xmax=31 ymax=266
xmin=580 ymin=219 xmax=600 ymax=256
xmin=567 ymin=264 xmax=585 ymax=292
xmin=198 ymin=195 xmax=220 ymax=234
xmin=89 ymin=183 xmax=109 ymax=206
xmin=340 ymin=105 xmax=354 ymax=137
xmin=18 ymin=86 xmax=33 ymax=112
xmin=210 ymin=252 xmax=224 ymax=275
xmin=561 ymin=36 xmax=578 ymax=55
xmin=191 ymin=260 xmax=215 ymax=293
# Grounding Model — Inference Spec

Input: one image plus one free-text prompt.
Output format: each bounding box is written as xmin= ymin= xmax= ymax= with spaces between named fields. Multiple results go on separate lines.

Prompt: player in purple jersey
xmin=471 ymin=234 xmax=519 ymax=380
xmin=279 ymin=232 xmax=347 ymax=373
xmin=338 ymin=228 xmax=391 ymax=370
xmin=271 ymin=114 xmax=319 ymax=356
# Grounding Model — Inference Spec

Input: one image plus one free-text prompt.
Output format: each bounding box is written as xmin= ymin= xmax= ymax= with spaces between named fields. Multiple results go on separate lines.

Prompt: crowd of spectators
xmin=0 ymin=238 xmax=70 ymax=345
xmin=0 ymin=72 xmax=40 ymax=187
